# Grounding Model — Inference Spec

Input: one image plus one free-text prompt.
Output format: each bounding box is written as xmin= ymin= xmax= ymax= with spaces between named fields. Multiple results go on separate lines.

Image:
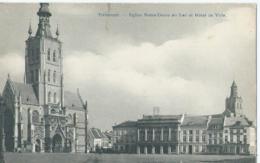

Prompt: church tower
xmin=25 ymin=3 xmax=64 ymax=107
xmin=225 ymin=81 xmax=243 ymax=116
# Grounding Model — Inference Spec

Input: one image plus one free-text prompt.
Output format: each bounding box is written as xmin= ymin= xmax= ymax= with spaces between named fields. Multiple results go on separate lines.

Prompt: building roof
xmin=208 ymin=115 xmax=224 ymax=130
xmin=142 ymin=114 xmax=183 ymax=120
xmin=224 ymin=116 xmax=251 ymax=127
xmin=89 ymin=128 xmax=107 ymax=139
xmin=103 ymin=131 xmax=113 ymax=139
xmin=181 ymin=115 xmax=208 ymax=128
xmin=113 ymin=121 xmax=137 ymax=128
xmin=64 ymin=91 xmax=84 ymax=111
xmin=10 ymin=81 xmax=39 ymax=105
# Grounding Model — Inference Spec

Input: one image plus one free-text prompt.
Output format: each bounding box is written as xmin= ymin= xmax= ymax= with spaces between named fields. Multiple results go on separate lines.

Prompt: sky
xmin=0 ymin=3 xmax=256 ymax=130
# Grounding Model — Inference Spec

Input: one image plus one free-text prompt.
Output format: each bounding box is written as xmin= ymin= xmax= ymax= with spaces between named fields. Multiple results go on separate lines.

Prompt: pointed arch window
xmin=48 ymin=91 xmax=51 ymax=103
xmin=54 ymin=92 xmax=57 ymax=103
xmin=36 ymin=48 xmax=40 ymax=60
xmin=47 ymin=48 xmax=51 ymax=61
xmin=48 ymin=69 xmax=51 ymax=82
xmin=35 ymin=69 xmax=39 ymax=82
xmin=30 ymin=70 xmax=34 ymax=82
xmin=53 ymin=50 xmax=56 ymax=62
xmin=32 ymin=110 xmax=39 ymax=124
xmin=53 ymin=71 xmax=56 ymax=83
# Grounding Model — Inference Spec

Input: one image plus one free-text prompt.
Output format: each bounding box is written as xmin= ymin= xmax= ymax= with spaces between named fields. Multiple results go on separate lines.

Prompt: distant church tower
xmin=225 ymin=81 xmax=243 ymax=116
xmin=25 ymin=3 xmax=64 ymax=107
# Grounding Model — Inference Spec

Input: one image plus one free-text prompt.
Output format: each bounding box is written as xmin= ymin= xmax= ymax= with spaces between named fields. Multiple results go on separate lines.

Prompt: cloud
xmin=0 ymin=7 xmax=256 ymax=130
xmin=61 ymin=7 xmax=256 ymax=129
xmin=0 ymin=53 xmax=24 ymax=91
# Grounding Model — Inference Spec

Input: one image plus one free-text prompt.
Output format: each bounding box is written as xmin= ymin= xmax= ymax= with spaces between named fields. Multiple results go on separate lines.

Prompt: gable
xmin=3 ymin=79 xmax=39 ymax=105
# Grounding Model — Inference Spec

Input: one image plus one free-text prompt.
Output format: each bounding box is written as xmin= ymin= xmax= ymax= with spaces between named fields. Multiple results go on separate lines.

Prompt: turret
xmin=230 ymin=80 xmax=238 ymax=97
xmin=224 ymin=81 xmax=243 ymax=117
xmin=36 ymin=3 xmax=53 ymax=38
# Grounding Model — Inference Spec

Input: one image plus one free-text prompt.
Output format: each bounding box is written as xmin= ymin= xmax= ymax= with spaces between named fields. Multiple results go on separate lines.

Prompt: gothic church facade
xmin=1 ymin=3 xmax=87 ymax=153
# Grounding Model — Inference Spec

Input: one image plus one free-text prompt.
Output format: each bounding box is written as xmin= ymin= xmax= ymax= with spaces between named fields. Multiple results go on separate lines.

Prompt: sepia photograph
xmin=0 ymin=2 xmax=257 ymax=163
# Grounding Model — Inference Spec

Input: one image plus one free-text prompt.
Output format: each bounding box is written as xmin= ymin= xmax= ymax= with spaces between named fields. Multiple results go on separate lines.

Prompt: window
xmin=48 ymin=91 xmax=51 ymax=103
xmin=30 ymin=70 xmax=34 ymax=82
xmin=47 ymin=49 xmax=51 ymax=60
xmin=32 ymin=49 xmax=35 ymax=61
xmin=225 ymin=136 xmax=228 ymax=143
xmin=209 ymin=134 xmax=212 ymax=138
xmin=219 ymin=133 xmax=223 ymax=138
xmin=48 ymin=69 xmax=51 ymax=82
xmin=225 ymin=129 xmax=228 ymax=133
xmin=73 ymin=113 xmax=77 ymax=124
xmin=35 ymin=69 xmax=38 ymax=82
xmin=196 ymin=130 xmax=199 ymax=135
xmin=196 ymin=136 xmax=199 ymax=142
xmin=36 ymin=48 xmax=40 ymax=60
xmin=53 ymin=71 xmax=56 ymax=83
xmin=244 ymin=135 xmax=247 ymax=144
xmin=32 ymin=110 xmax=39 ymax=123
xmin=53 ymin=50 xmax=56 ymax=62
xmin=189 ymin=130 xmax=193 ymax=135
xmin=202 ymin=135 xmax=206 ymax=142
xmin=214 ymin=138 xmax=217 ymax=144
xmin=54 ymin=92 xmax=57 ymax=103
xmin=183 ymin=136 xmax=187 ymax=142
xmin=189 ymin=135 xmax=193 ymax=142
xmin=183 ymin=130 xmax=187 ymax=135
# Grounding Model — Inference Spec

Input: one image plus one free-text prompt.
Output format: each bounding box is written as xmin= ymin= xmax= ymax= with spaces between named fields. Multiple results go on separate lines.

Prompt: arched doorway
xmin=35 ymin=139 xmax=41 ymax=152
xmin=52 ymin=134 xmax=63 ymax=152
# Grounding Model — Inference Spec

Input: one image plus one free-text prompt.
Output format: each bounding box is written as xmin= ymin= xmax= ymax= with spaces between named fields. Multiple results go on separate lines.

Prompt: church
xmin=1 ymin=3 xmax=87 ymax=153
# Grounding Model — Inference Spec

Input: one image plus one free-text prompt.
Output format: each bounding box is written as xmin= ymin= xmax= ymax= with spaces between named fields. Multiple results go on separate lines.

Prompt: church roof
xmin=181 ymin=115 xmax=209 ymax=128
xmin=64 ymin=91 xmax=84 ymax=111
xmin=9 ymin=81 xmax=39 ymax=105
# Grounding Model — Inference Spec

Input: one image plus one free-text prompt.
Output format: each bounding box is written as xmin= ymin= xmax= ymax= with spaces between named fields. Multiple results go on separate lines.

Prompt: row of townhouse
xmin=112 ymin=82 xmax=256 ymax=155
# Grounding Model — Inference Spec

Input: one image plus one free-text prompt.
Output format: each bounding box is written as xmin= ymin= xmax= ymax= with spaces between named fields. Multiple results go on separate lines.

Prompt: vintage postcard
xmin=0 ymin=3 xmax=256 ymax=163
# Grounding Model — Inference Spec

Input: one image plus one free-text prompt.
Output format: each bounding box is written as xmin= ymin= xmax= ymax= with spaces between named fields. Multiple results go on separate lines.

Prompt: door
xmin=52 ymin=134 xmax=63 ymax=152
xmin=189 ymin=145 xmax=192 ymax=154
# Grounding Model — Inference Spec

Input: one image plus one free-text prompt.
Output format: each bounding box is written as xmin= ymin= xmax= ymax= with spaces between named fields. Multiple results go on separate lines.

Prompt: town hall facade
xmin=1 ymin=3 xmax=87 ymax=153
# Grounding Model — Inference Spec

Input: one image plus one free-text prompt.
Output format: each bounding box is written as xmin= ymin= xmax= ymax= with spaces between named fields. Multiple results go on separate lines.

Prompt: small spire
xmin=56 ymin=24 xmax=59 ymax=37
xmin=231 ymin=80 xmax=237 ymax=87
xmin=28 ymin=21 xmax=32 ymax=36
xmin=7 ymin=73 xmax=10 ymax=79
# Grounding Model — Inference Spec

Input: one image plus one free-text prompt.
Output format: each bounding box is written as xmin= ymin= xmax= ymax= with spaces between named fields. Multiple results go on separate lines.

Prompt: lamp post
xmin=0 ymin=95 xmax=5 ymax=163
